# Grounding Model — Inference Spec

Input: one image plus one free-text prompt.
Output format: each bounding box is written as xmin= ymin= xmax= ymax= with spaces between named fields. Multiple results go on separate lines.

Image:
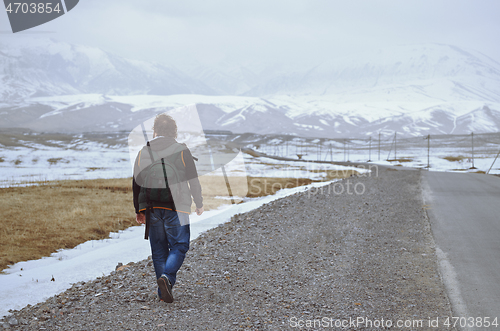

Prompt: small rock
xmin=116 ymin=265 xmax=130 ymax=272
xmin=8 ymin=317 xmax=18 ymax=327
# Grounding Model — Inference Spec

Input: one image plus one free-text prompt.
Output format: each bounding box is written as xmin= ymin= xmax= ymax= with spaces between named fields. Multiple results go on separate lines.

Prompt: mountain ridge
xmin=1 ymin=39 xmax=500 ymax=137
xmin=2 ymin=94 xmax=499 ymax=138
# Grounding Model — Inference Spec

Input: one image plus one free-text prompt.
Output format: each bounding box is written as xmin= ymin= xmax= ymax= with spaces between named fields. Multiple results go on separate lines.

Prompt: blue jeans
xmin=148 ymin=209 xmax=190 ymax=292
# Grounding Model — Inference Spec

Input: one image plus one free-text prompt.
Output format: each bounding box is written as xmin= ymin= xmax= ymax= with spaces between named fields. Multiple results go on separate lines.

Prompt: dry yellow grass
xmin=443 ymin=155 xmax=467 ymax=162
xmin=198 ymin=175 xmax=248 ymax=209
xmin=387 ymin=158 xmax=413 ymax=163
xmin=1 ymin=169 xmax=357 ymax=271
xmin=0 ymin=178 xmax=136 ymax=272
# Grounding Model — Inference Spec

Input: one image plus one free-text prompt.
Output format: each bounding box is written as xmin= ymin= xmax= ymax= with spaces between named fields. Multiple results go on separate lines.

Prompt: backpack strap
xmin=144 ymin=141 xmax=156 ymax=240
xmin=143 ymin=142 xmax=186 ymax=240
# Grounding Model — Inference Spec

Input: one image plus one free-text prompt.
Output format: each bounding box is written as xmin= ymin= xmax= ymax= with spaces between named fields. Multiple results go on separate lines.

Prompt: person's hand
xmin=136 ymin=213 xmax=146 ymax=224
xmin=195 ymin=207 xmax=204 ymax=216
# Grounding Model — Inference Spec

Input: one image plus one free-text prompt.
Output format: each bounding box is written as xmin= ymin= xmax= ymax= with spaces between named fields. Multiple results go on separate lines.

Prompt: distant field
xmin=0 ymin=169 xmax=357 ymax=271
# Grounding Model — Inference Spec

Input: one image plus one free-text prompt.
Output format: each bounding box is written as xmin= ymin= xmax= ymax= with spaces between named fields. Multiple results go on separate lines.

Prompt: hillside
xmin=1 ymin=40 xmax=500 ymax=137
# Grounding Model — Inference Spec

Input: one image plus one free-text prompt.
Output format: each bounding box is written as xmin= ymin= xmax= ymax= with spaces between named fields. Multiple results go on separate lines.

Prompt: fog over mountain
xmin=0 ymin=38 xmax=215 ymax=101
xmin=1 ymin=39 xmax=500 ymax=138
xmin=246 ymin=44 xmax=500 ymax=99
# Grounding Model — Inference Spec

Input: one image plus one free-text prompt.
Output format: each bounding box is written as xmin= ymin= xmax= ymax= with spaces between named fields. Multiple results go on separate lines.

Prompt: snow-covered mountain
xmin=1 ymin=94 xmax=499 ymax=138
xmin=0 ymin=38 xmax=215 ymax=101
xmin=216 ymin=44 xmax=500 ymax=136
xmin=1 ymin=40 xmax=500 ymax=137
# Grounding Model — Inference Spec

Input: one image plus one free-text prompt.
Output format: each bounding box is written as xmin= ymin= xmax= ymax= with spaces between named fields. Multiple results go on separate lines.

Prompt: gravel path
xmin=3 ymin=167 xmax=455 ymax=330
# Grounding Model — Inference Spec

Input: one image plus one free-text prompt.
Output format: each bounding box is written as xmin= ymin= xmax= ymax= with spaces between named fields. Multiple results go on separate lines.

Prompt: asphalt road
xmin=422 ymin=171 xmax=500 ymax=328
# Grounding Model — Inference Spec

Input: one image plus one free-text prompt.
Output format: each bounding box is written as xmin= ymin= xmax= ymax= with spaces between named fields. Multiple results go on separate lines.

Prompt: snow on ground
xmin=333 ymin=149 xmax=500 ymax=174
xmin=2 ymin=131 xmax=498 ymax=188
xmin=0 ymin=179 xmax=337 ymax=318
xmin=243 ymin=155 xmax=368 ymax=179
xmin=0 ymin=141 xmax=368 ymax=187
xmin=252 ymin=136 xmax=500 ymax=175
xmin=0 ymin=139 xmax=369 ymax=316
xmin=0 ymin=144 xmax=132 ymax=187
xmin=1 ymin=132 xmax=498 ymax=316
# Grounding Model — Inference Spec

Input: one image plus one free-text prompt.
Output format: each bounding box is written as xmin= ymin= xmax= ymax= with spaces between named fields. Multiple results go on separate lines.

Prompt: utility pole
xmin=368 ymin=136 xmax=372 ymax=162
xmin=426 ymin=134 xmax=430 ymax=168
xmin=330 ymin=143 xmax=333 ymax=162
xmin=344 ymin=139 xmax=346 ymax=162
xmin=394 ymin=132 xmax=397 ymax=161
xmin=471 ymin=132 xmax=475 ymax=169
xmin=347 ymin=140 xmax=350 ymax=162
xmin=378 ymin=132 xmax=381 ymax=161
xmin=387 ymin=134 xmax=395 ymax=161
xmin=318 ymin=141 xmax=321 ymax=161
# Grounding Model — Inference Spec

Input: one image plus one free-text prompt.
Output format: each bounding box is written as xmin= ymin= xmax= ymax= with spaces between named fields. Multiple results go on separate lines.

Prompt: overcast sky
xmin=1 ymin=0 xmax=500 ymax=70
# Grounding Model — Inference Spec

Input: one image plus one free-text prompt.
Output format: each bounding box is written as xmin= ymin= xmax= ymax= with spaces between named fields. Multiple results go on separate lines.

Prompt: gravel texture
xmin=3 ymin=167 xmax=455 ymax=330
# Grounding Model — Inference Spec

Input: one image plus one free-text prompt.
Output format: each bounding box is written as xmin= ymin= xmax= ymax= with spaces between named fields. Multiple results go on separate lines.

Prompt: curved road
xmin=422 ymin=171 xmax=500 ymax=328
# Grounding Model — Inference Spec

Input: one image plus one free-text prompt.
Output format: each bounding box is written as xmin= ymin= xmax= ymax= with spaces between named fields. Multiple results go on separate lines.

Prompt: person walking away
xmin=132 ymin=114 xmax=204 ymax=303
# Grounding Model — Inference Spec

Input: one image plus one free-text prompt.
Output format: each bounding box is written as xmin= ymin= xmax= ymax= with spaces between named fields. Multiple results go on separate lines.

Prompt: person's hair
xmin=153 ymin=114 xmax=177 ymax=138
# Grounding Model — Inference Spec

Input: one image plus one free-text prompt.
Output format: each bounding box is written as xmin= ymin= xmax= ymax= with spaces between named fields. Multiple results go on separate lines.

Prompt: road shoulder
xmin=4 ymin=168 xmax=456 ymax=330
